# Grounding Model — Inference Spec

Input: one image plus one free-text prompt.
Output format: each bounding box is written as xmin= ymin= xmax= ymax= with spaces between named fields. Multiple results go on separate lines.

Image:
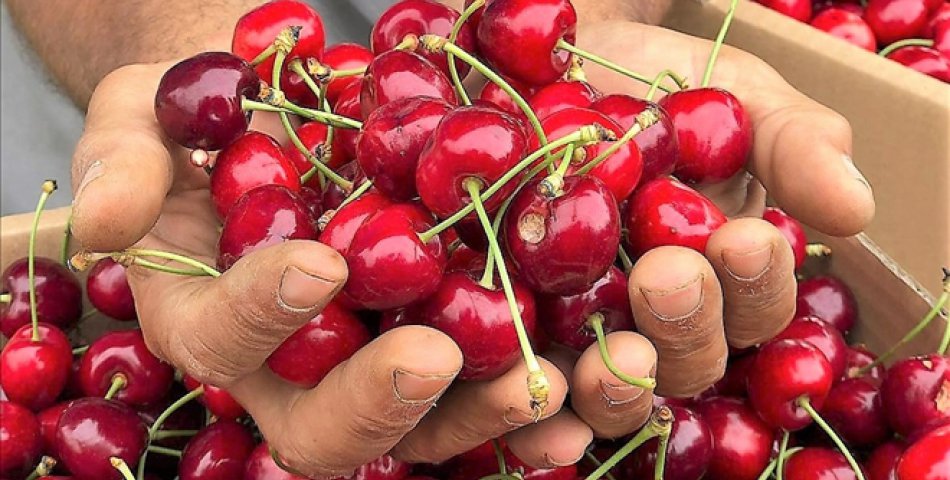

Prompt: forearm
xmin=6 ymin=0 xmax=264 ymax=109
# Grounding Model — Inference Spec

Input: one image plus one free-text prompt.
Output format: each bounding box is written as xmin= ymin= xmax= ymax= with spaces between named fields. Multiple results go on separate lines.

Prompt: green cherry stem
xmin=250 ymin=44 xmax=277 ymax=66
xmin=72 ymin=345 xmax=89 ymax=356
xmin=584 ymin=452 xmax=618 ymax=480
xmin=756 ymin=447 xmax=804 ymax=480
xmin=24 ymin=456 xmax=56 ymax=480
xmin=147 ymin=445 xmax=183 ymax=458
xmin=111 ymin=457 xmax=137 ymax=480
xmin=645 ymin=69 xmax=688 ymax=101
xmin=124 ymin=249 xmax=221 ymax=277
xmin=492 ymin=438 xmax=508 ymax=475
xmin=151 ymin=430 xmax=200 ymax=441
xmin=654 ymin=428 xmax=671 ymax=480
xmin=878 ymin=38 xmax=934 ymax=57
xmin=288 ymin=59 xmax=335 ymax=190
xmin=448 ymin=0 xmax=485 ymax=105
xmin=104 ymin=374 xmax=127 ymax=400
xmin=241 ymin=97 xmax=363 ymax=129
xmin=577 ymin=106 xmax=659 ymax=176
xmin=617 ymin=245 xmax=633 ymax=273
xmin=702 ymin=0 xmax=740 ymax=87
xmin=29 ymin=180 xmax=57 ymax=341
xmin=797 ymin=397 xmax=866 ymax=480
xmin=776 ymin=430 xmax=790 ymax=480
xmin=338 ymin=180 xmax=374 ymax=210
xmin=589 ymin=313 xmax=657 ymax=389
xmin=0 ymin=293 xmax=11 ymax=304
xmin=805 ymin=243 xmax=832 ymax=258
xmin=137 ymin=386 xmax=204 ymax=480
xmin=555 ymin=40 xmax=678 ymax=94
xmin=584 ymin=406 xmax=674 ymax=480
xmin=61 ymin=209 xmax=73 ymax=266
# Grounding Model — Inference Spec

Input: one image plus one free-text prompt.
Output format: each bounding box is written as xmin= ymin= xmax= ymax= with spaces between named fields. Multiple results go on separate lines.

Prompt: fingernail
xmin=393 ymin=369 xmax=454 ymax=404
xmin=544 ymin=451 xmax=586 ymax=468
xmin=75 ymin=160 xmax=104 ymax=200
xmin=600 ymin=380 xmax=646 ymax=406
xmin=842 ymin=154 xmax=872 ymax=192
xmin=640 ymin=275 xmax=703 ymax=321
xmin=504 ymin=406 xmax=537 ymax=426
xmin=277 ymin=265 xmax=342 ymax=311
xmin=722 ymin=244 xmax=773 ymax=281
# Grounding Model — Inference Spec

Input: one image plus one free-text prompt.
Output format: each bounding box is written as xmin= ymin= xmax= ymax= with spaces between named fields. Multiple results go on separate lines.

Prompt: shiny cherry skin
xmin=529 ymin=80 xmax=600 ymax=121
xmin=334 ymin=83 xmax=367 ymax=159
xmin=505 ymin=175 xmax=621 ymax=295
xmin=820 ymin=378 xmax=890 ymax=446
xmin=1 ymin=257 xmax=83 ymax=338
xmin=623 ymin=177 xmax=728 ymax=258
xmin=659 ymin=88 xmax=752 ymax=185
xmin=624 ymin=406 xmax=713 ymax=480
xmin=78 ymin=329 xmax=174 ymax=407
xmin=183 ymin=375 xmax=246 ymax=420
xmin=450 ymin=440 xmax=577 ymax=480
xmin=477 ymin=75 xmax=537 ymax=128
xmin=217 ymin=185 xmax=318 ymax=270
xmin=934 ymin=20 xmax=950 ymax=57
xmin=747 ymin=339 xmax=834 ymax=431
xmin=421 ymin=271 xmax=537 ymax=380
xmin=842 ymin=344 xmax=886 ymax=384
xmin=783 ymin=447 xmax=862 ymax=480
xmin=179 ymin=420 xmax=256 ymax=480
xmin=864 ymin=0 xmax=931 ymax=46
xmin=86 ymin=258 xmax=136 ymax=321
xmin=897 ymin=424 xmax=950 ymax=480
xmin=37 ymin=401 xmax=69 ymax=454
xmin=298 ymin=186 xmax=325 ymax=225
xmin=694 ymin=396 xmax=775 ymax=480
xmin=476 ymin=0 xmax=577 ymax=85
xmin=0 ymin=323 xmax=72 ymax=410
xmin=154 ymin=52 xmax=260 ymax=151
xmin=360 ymin=50 xmax=457 ymax=117
xmin=864 ymin=439 xmax=904 ymax=480
xmin=371 ymin=0 xmax=475 ymax=77
xmin=881 ymin=354 xmax=950 ymax=438
xmin=762 ymin=207 xmax=808 ymax=269
xmin=319 ymin=191 xmax=393 ymax=258
xmin=323 ymin=43 xmax=375 ymax=105
xmin=814 ymin=1 xmax=866 ymax=17
xmin=445 ymin=243 xmax=488 ymax=273
xmin=538 ymin=266 xmax=633 ymax=351
xmin=0 ymin=401 xmax=41 ymax=477
xmin=591 ymin=94 xmax=678 ymax=184
xmin=266 ymin=301 xmax=370 ymax=388
xmin=796 ymin=275 xmax=858 ymax=334
xmin=416 ymin=106 xmax=527 ymax=217
xmin=55 ymin=397 xmax=148 ymax=480
xmin=244 ymin=442 xmax=309 ymax=480
xmin=348 ymin=455 xmax=412 ymax=480
xmin=885 ymin=46 xmax=950 ymax=82
xmin=758 ymin=0 xmax=813 ymax=22
xmin=774 ymin=315 xmax=849 ymax=380
xmin=284 ymin=122 xmax=349 ymax=190
xmin=810 ymin=8 xmax=877 ymax=51
xmin=344 ymin=203 xmax=447 ymax=310
xmin=210 ymin=131 xmax=302 ymax=220
xmin=927 ymin=3 xmax=950 ymax=36
xmin=357 ymin=96 xmax=452 ymax=201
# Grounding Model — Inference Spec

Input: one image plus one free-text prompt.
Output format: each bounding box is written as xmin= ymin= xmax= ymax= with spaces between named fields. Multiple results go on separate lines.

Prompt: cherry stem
xmin=756 ymin=447 xmax=804 ymax=480
xmin=0 ymin=293 xmax=10 ymax=304
xmin=878 ymin=38 xmax=934 ymax=57
xmin=702 ymin=0 xmax=740 ymax=87
xmin=805 ymin=243 xmax=832 ymax=258
xmin=654 ymin=428 xmax=671 ymax=480
xmin=137 ymin=385 xmax=204 ymax=480
xmin=776 ymin=430 xmax=790 ymax=480
xmin=466 ymin=179 xmax=550 ymax=418
xmin=618 ymin=246 xmax=633 ymax=273
xmin=250 ymin=44 xmax=277 ymax=66
xmin=492 ymin=438 xmax=508 ymax=475
xmin=61 ymin=209 xmax=73 ymax=266
xmin=332 ymin=66 xmax=368 ymax=78
xmin=577 ymin=106 xmax=659 ymax=176
xmin=241 ymin=98 xmax=363 ymax=129
xmin=151 ymin=429 xmax=200 ymax=440
xmin=448 ymin=0 xmax=483 ymax=105
xmin=104 ymin=373 xmax=127 ymax=400
xmin=28 ymin=180 xmax=57 ymax=342
xmin=584 ymin=406 xmax=674 ymax=480
xmin=589 ymin=313 xmax=657 ymax=389
xmin=645 ymin=69 xmax=688 ymax=101
xmin=24 ymin=456 xmax=56 ymax=480
xmin=72 ymin=249 xmax=221 ymax=278
xmin=289 ymin=59 xmax=334 ymax=190
xmin=797 ymin=397 xmax=866 ymax=480
xmin=583 ymin=452 xmax=618 ymax=480
xmin=72 ymin=345 xmax=89 ymax=355
xmin=338 ymin=180 xmax=374 ymax=210
xmin=111 ymin=457 xmax=137 ymax=480
xmin=147 ymin=445 xmax=183 ymax=458
xmin=555 ymin=40 xmax=677 ymax=94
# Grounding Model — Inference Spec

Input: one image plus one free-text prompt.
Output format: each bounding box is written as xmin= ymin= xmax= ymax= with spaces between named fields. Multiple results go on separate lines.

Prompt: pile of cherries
xmin=758 ymin=0 xmax=950 ymax=82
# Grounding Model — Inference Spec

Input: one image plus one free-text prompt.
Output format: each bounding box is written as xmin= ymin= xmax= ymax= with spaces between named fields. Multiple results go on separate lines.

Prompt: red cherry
xmin=591 ymin=94 xmax=678 ymax=184
xmin=504 ymin=175 xmax=621 ymax=295
xmin=154 ymin=52 xmax=260 ymax=151
xmin=774 ymin=316 xmax=849 ymax=380
xmin=810 ymin=8 xmax=877 ymax=51
xmin=762 ymin=207 xmax=808 ymax=269
xmin=624 ymin=406 xmax=713 ymax=480
xmin=658 ymin=88 xmax=753 ymax=185
xmin=357 ymin=96 xmax=452 ymax=201
xmin=446 ymin=244 xmax=487 ymax=274
xmin=78 ymin=329 xmax=175 ymax=407
xmin=371 ymin=0 xmax=475 ymax=77
xmin=864 ymin=439 xmax=905 ymax=480
xmin=881 ymin=354 xmax=950 ymax=438
xmin=623 ymin=177 xmax=727 ymax=258
xmin=782 ymin=447 xmax=863 ymax=480
xmin=0 ymin=323 xmax=72 ymax=410
xmin=137 ymin=387 xmax=205 ymax=452
xmin=421 ymin=271 xmax=536 ymax=380
xmin=476 ymin=0 xmax=577 ymax=85
xmin=1 ymin=257 xmax=83 ymax=338
xmin=183 ymin=375 xmax=246 ymax=421
xmin=885 ymin=46 xmax=950 ymax=82
xmin=820 ymin=378 xmax=890 ymax=446
xmin=334 ymin=83 xmax=366 ymax=159
xmin=934 ymin=20 xmax=950 ymax=56
xmin=319 ymin=161 xmax=366 ymax=212
xmin=897 ymin=424 xmax=950 ymax=480
xmin=538 ymin=266 xmax=633 ymax=351
xmin=322 ymin=43 xmax=375 ymax=105
xmin=450 ymin=440 xmax=577 ymax=480
xmin=86 ymin=258 xmax=136 ymax=321
xmin=747 ymin=339 xmax=834 ymax=431
xmin=360 ymin=50 xmax=457 ymax=117
xmin=347 ymin=455 xmax=412 ymax=480
xmin=210 ymin=131 xmax=302 ymax=220
xmin=796 ymin=275 xmax=858 ymax=334
xmin=864 ymin=0 xmax=931 ymax=46
xmin=694 ymin=396 xmax=775 ymax=480
xmin=37 ymin=401 xmax=69 ymax=455
xmin=0 ymin=401 xmax=41 ymax=477
xmin=244 ymin=442 xmax=309 ymax=480
xmin=319 ymin=191 xmax=393 ymax=258
xmin=477 ymin=75 xmax=538 ymax=128
xmin=298 ymin=186 xmax=325 ymax=225
xmin=842 ymin=344 xmax=886 ymax=384
xmin=925 ymin=3 xmax=950 ymax=37
xmin=709 ymin=351 xmax=756 ymax=398
xmin=179 ymin=421 xmax=256 ymax=480
xmin=284 ymin=122 xmax=349 ymax=190
xmin=54 ymin=397 xmax=148 ymax=480
xmin=758 ymin=0 xmax=813 ymax=22
xmin=529 ymin=80 xmax=600 ymax=121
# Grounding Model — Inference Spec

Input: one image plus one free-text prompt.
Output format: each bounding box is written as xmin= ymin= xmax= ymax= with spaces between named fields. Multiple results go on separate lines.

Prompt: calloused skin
xmin=22 ymin=11 xmax=873 ymax=480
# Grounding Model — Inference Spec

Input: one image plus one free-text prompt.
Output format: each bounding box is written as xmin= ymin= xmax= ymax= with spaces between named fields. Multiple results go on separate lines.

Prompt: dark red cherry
xmin=538 ymin=266 xmax=632 ymax=351
xmin=267 ymin=301 xmax=370 ymax=388
xmin=477 ymin=75 xmax=538 ymax=128
xmin=137 ymin=387 xmax=205 ymax=451
xmin=658 ymin=88 xmax=752 ymax=185
xmin=360 ymin=50 xmax=457 ymax=117
xmin=37 ymin=401 xmax=69 ymax=455
xmin=421 ymin=271 xmax=536 ymax=380
xmin=298 ymin=186 xmax=325 ymax=224
xmin=758 ymin=0 xmax=813 ymax=22
xmin=623 ymin=177 xmax=727 ymax=258
xmin=183 ymin=375 xmax=246 ymax=421
xmin=323 ymin=43 xmax=375 ymax=105
xmin=54 ymin=397 xmax=148 ymax=480
xmin=504 ymin=175 xmax=620 ymax=295
xmin=284 ymin=122 xmax=349 ymax=191
xmin=782 ymin=447 xmax=862 ymax=480
xmin=529 ymin=80 xmax=600 ymax=121
xmin=774 ymin=315 xmax=849 ymax=380
xmin=819 ymin=378 xmax=890 ymax=446
xmin=864 ymin=439 xmax=904 ymax=480
xmin=210 ymin=131 xmax=301 ymax=220
xmin=796 ymin=275 xmax=858 ymax=334
xmin=371 ymin=0 xmax=475 ymax=77
xmin=591 ymin=94 xmax=678 ymax=184
xmin=709 ymin=351 xmax=756 ymax=398
xmin=244 ymin=442 xmax=309 ymax=480
xmin=319 ymin=161 xmax=366 ymax=212
xmin=762 ymin=207 xmax=808 ymax=269
xmin=694 ymin=396 xmax=775 ymax=480
xmin=1 ymin=257 xmax=83 ymax=338
xmin=319 ymin=191 xmax=393 ymax=258
xmin=378 ymin=307 xmax=421 ymax=334
xmin=217 ymin=185 xmax=318 ymax=270
xmin=0 ymin=323 xmax=72 ymax=411
xmin=179 ymin=420 xmax=256 ymax=480
xmin=79 ymin=329 xmax=174 ymax=407
xmin=814 ymin=1 xmax=866 ymax=17
xmin=334 ymin=83 xmax=367 ymax=159
xmin=624 ymin=406 xmax=713 ymax=480
xmin=747 ymin=339 xmax=834 ymax=431
xmin=842 ymin=344 xmax=886 ymax=384
xmin=885 ymin=46 xmax=950 ymax=82
xmin=476 ymin=0 xmax=577 ymax=85
xmin=864 ymin=0 xmax=931 ymax=46
xmin=155 ymin=52 xmax=260 ymax=151
xmin=450 ymin=440 xmax=577 ymax=480
xmin=348 ymin=455 xmax=412 ymax=480
xmin=881 ymin=354 xmax=950 ymax=438
xmin=86 ymin=258 xmax=136 ymax=321
xmin=0 ymin=401 xmax=41 ymax=477
xmin=897 ymin=423 xmax=950 ymax=480
xmin=416 ymin=106 xmax=527 ymax=217
xmin=810 ymin=8 xmax=877 ymax=51
xmin=357 ymin=96 xmax=452 ymax=201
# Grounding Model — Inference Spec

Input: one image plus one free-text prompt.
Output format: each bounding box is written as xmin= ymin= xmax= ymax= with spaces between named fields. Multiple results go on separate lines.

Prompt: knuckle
xmin=170 ymin=325 xmax=245 ymax=387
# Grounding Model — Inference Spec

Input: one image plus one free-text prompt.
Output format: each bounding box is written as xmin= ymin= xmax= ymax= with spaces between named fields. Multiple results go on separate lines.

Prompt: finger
xmin=505 ymin=410 xmax=594 ymax=469
xmin=230 ymin=325 xmax=463 ymax=479
xmin=705 ymin=218 xmax=796 ymax=348
xmin=628 ymin=246 xmax=727 ymax=398
xmin=389 ymin=358 xmax=569 ymax=464
xmin=129 ymin=239 xmax=348 ymax=387
xmin=570 ymin=331 xmax=656 ymax=439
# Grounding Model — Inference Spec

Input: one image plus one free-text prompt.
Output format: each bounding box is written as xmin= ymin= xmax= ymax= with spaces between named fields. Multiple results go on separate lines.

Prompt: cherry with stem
xmin=797 ymin=397 xmax=866 ymax=480
xmin=645 ymin=69 xmax=688 ymax=102
xmin=584 ymin=406 xmax=674 ymax=480
xmin=112 ymin=457 xmax=137 ymax=480
xmin=575 ymin=106 xmax=658 ymax=176
xmin=136 ymin=386 xmax=205 ymax=480
xmin=588 ymin=313 xmax=655 ymax=389
xmin=755 ymin=447 xmax=804 ymax=480
xmin=554 ymin=40 xmax=685 ymax=94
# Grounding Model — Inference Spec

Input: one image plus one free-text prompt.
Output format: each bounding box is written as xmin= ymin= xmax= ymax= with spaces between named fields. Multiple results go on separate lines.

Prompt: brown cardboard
xmin=662 ymin=0 xmax=950 ymax=299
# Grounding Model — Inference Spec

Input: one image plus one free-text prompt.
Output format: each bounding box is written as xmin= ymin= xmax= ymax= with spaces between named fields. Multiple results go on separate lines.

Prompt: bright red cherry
xmin=774 ymin=316 xmax=849 ymax=380
xmin=357 ymin=96 xmax=452 ymax=201
xmin=210 ymin=131 xmax=301 ymax=220
xmin=0 ymin=401 xmax=41 ymax=477
xmin=504 ymin=175 xmax=620 ymax=295
xmin=319 ymin=191 xmax=393 ymax=258
xmin=183 ymin=375 xmax=246 ymax=421
xmin=244 ymin=442 xmax=309 ymax=480
xmin=623 ymin=177 xmax=728 ymax=258
xmin=881 ymin=354 xmax=950 ymax=438
xmin=897 ymin=423 xmax=950 ymax=480
xmin=758 ymin=0 xmax=813 ymax=22
xmin=86 ymin=258 xmax=136 ymax=321
xmin=810 ymin=8 xmax=877 ymax=51
xmin=796 ymin=275 xmax=858 ymax=334
xmin=476 ymin=0 xmax=577 ymax=86
xmin=624 ymin=406 xmax=713 ymax=480
xmin=538 ymin=266 xmax=633 ymax=351
xmin=371 ymin=0 xmax=475 ymax=77
xmin=762 ymin=207 xmax=808 ymax=269
xmin=529 ymin=80 xmax=600 ymax=121
xmin=79 ymin=329 xmax=175 ymax=407
xmin=284 ymin=122 xmax=349 ymax=190
xmin=658 ymin=88 xmax=752 ymax=185
xmin=54 ymin=397 xmax=148 ymax=480
xmin=348 ymin=455 xmax=412 ymax=480
xmin=37 ymin=401 xmax=69 ymax=455
xmin=334 ymin=82 xmax=366 ymax=159
xmin=477 ymin=75 xmax=537 ymax=128
xmin=694 ymin=396 xmax=775 ymax=480
xmin=842 ymin=344 xmax=886 ymax=384
xmin=0 ymin=323 xmax=72 ymax=411
xmin=591 ymin=94 xmax=678 ymax=184
xmin=421 ymin=271 xmax=537 ymax=380
xmin=747 ymin=339 xmax=834 ymax=431
xmin=885 ymin=46 xmax=950 ymax=82
xmin=154 ymin=52 xmax=260 ymax=151
xmin=934 ymin=20 xmax=950 ymax=56
xmin=821 ymin=378 xmax=890 ymax=447
xmin=782 ymin=447 xmax=862 ymax=480
xmin=360 ymin=50 xmax=457 ymax=117
xmin=864 ymin=439 xmax=904 ymax=480
xmin=1 ymin=257 xmax=83 ymax=338
xmin=322 ymin=43 xmax=375 ymax=105
xmin=814 ymin=1 xmax=866 ymax=17
xmin=926 ymin=3 xmax=950 ymax=37
xmin=179 ymin=421 xmax=256 ymax=480
xmin=864 ymin=0 xmax=931 ymax=46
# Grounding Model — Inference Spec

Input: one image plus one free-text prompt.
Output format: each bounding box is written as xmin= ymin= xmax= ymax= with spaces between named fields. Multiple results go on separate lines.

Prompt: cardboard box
xmin=662 ymin=0 xmax=950 ymax=299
